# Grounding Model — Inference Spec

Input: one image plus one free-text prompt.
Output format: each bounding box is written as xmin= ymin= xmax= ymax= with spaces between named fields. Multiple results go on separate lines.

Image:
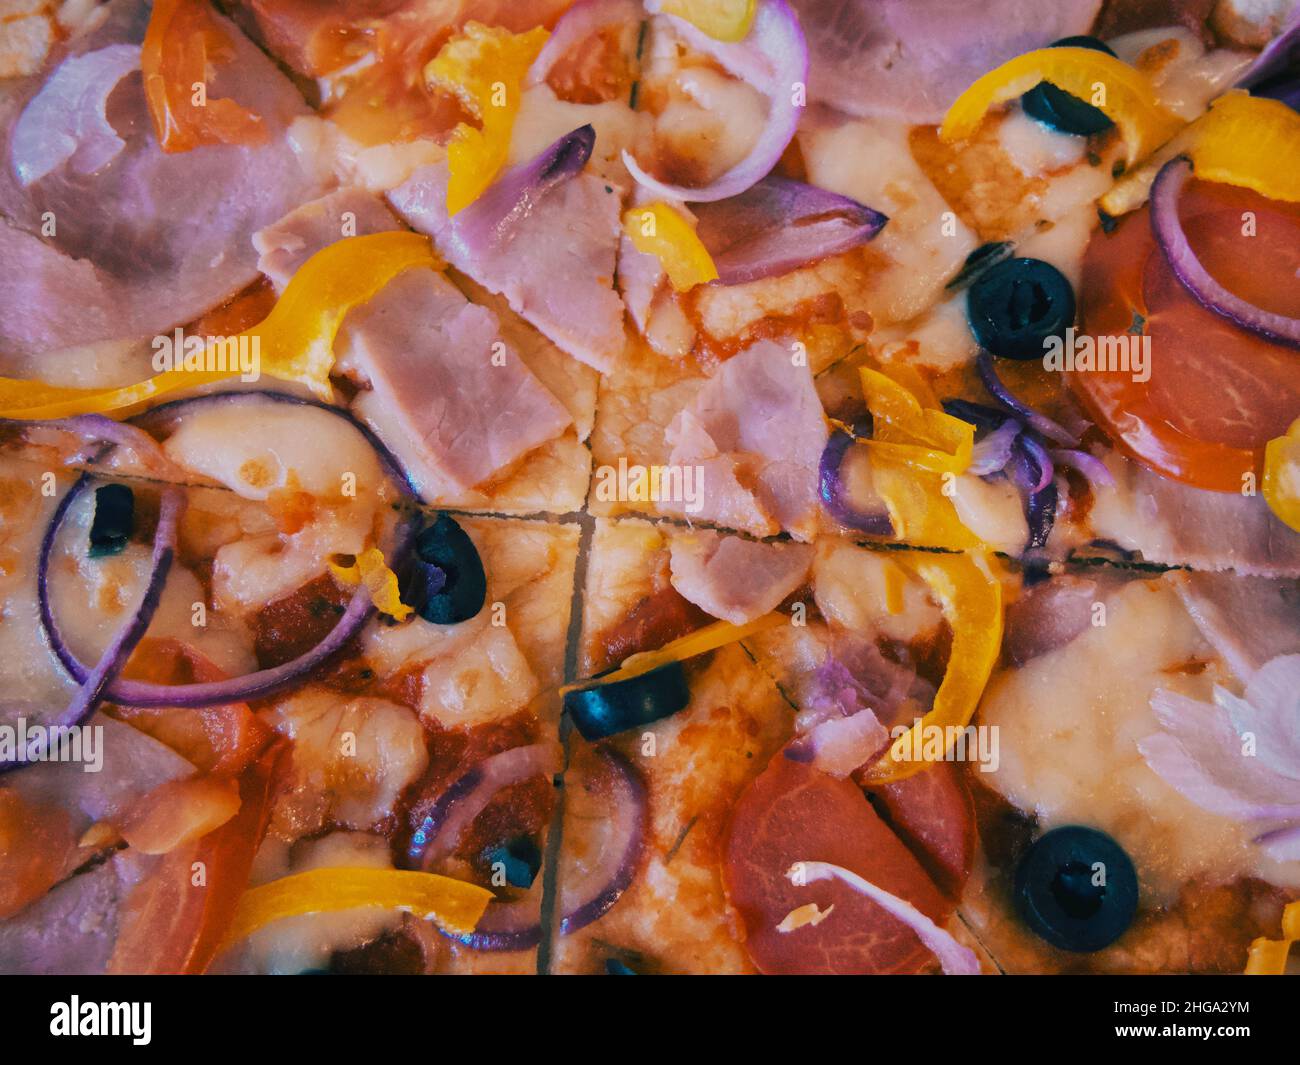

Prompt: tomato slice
xmin=723 ymin=753 xmax=959 ymax=974
xmin=115 ymin=638 xmax=272 ymax=776
xmin=1073 ymin=179 xmax=1300 ymax=492
xmin=107 ymin=741 xmax=285 ymax=975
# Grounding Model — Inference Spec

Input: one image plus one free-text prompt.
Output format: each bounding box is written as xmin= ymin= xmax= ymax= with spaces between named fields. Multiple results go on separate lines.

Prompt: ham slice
xmin=1175 ymin=572 xmax=1300 ymax=683
xmin=0 ymin=0 xmax=324 ymax=364
xmin=345 ymin=270 xmax=573 ymax=498
xmin=789 ymin=0 xmax=1102 ymax=125
xmin=663 ymin=339 xmax=829 ymax=540
xmin=669 ymin=531 xmax=812 ymax=625
xmin=254 ymin=187 xmax=404 ymax=290
xmin=388 ymin=160 xmax=626 ymax=372
xmin=1089 ymin=459 xmax=1300 ymax=577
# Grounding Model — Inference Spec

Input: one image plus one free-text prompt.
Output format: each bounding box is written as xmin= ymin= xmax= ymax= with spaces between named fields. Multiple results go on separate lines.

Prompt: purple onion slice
xmin=622 ymin=0 xmax=808 ymax=202
xmin=818 ymin=423 xmax=892 ymax=535
xmin=976 ymin=349 xmax=1079 ymax=446
xmin=1150 ymin=156 xmax=1300 ymax=348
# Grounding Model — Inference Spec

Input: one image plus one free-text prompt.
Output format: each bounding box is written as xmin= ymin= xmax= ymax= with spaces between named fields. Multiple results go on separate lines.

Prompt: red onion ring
xmin=1236 ymin=10 xmax=1300 ymax=108
xmin=818 ymin=423 xmax=892 ymax=535
xmin=2 ymin=481 xmax=183 ymax=774
xmin=976 ymin=350 xmax=1079 ymax=446
xmin=408 ymin=742 xmax=564 ymax=870
xmin=556 ymin=747 xmax=647 ymax=935
xmin=621 ymin=0 xmax=808 ymax=203
xmin=527 ymin=0 xmax=643 ymax=87
xmin=1150 ymin=157 xmax=1300 ymax=348
xmin=967 ymin=418 xmax=1021 ymax=477
xmin=1050 ymin=447 xmax=1115 ymax=488
xmin=36 ymin=391 xmax=420 ymax=709
xmin=444 ymin=747 xmax=647 ymax=952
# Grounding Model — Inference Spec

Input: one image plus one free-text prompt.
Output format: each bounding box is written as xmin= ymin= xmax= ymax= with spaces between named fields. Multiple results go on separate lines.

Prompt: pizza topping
xmin=784 ymin=704 xmax=889 ymax=779
xmin=1264 ymin=420 xmax=1300 ymax=531
xmin=966 ymin=257 xmax=1077 ymax=362
xmin=690 ymin=174 xmax=887 ymax=285
xmin=1150 ymin=157 xmax=1300 ymax=346
xmin=224 ymin=867 xmax=493 ymax=946
xmin=1014 ymin=825 xmax=1139 ymax=953
xmin=622 ymin=201 xmax=720 ymax=291
xmin=425 ymin=22 xmax=552 ymax=216
xmin=1246 ymin=899 xmax=1300 ymax=975
xmin=660 ymin=0 xmax=757 ymax=42
xmin=143 ymin=0 xmax=266 ymax=153
xmin=788 ymin=860 xmax=979 ymax=974
xmin=406 ymin=514 xmax=487 ymax=625
xmin=0 ymin=233 xmax=438 ymax=419
xmin=1140 ymin=654 xmax=1300 ymax=824
xmin=861 ymin=552 xmax=1003 ymax=784
xmin=408 ymin=742 xmax=563 ymax=871
xmin=818 ymin=422 xmax=893 ymax=535
xmin=621 ymin=0 xmax=807 ymax=202
xmin=668 ymin=531 xmax=812 ymax=625
xmin=328 ymin=548 xmax=413 ymax=623
xmin=1076 ymin=176 xmax=1300 ymax=492
xmin=974 ymin=351 xmax=1080 ymax=446
xmin=88 ymin=484 xmax=135 ymax=559
xmin=565 ymin=662 xmax=692 ymax=740
xmin=941 ymin=45 xmax=1183 ymax=166
xmin=1236 ymin=11 xmax=1300 ymax=106
xmin=1021 ymin=36 xmax=1117 ymax=135
xmin=723 ymin=754 xmax=952 ymax=974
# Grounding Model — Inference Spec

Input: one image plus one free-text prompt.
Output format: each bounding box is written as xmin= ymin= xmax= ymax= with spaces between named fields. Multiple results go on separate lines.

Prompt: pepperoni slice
xmin=723 ymin=754 xmax=957 ymax=975
xmin=1073 ymin=179 xmax=1300 ymax=492
xmin=867 ymin=760 xmax=975 ymax=900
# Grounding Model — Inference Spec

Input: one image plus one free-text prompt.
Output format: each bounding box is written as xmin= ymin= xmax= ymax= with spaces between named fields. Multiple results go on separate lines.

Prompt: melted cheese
xmin=812 ymin=539 xmax=942 ymax=643
xmin=1110 ymin=28 xmax=1254 ymax=121
xmin=979 ymin=578 xmax=1300 ymax=901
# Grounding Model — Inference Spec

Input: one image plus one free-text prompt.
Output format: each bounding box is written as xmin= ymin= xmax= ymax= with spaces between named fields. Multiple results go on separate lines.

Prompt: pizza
xmin=0 ymin=0 xmax=1297 ymax=977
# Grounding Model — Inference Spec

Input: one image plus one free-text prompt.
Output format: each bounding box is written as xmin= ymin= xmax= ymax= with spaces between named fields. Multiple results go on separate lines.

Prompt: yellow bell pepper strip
xmin=860 ymin=551 xmax=1004 ymax=784
xmin=561 ymin=613 xmax=784 ymax=693
xmin=224 ymin=867 xmax=493 ymax=945
xmin=143 ymin=0 xmax=266 ymax=153
xmin=1100 ymin=91 xmax=1300 ymax=216
xmin=940 ymin=47 xmax=1183 ymax=167
xmin=856 ymin=366 xmax=981 ymax=548
xmin=0 ymin=232 xmax=439 ymax=421
xmin=659 ymin=0 xmax=757 ymax=43
xmin=425 ymin=23 xmax=550 ymax=216
xmin=1245 ymin=899 xmax=1300 ymax=974
xmin=329 ymin=547 xmax=413 ymax=621
xmin=1263 ymin=418 xmax=1300 ymax=533
xmin=622 ymin=202 xmax=721 ymax=291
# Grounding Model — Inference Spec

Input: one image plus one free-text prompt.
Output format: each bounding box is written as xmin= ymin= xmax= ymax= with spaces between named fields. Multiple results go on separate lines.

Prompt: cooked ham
xmin=669 ymin=531 xmax=812 ymax=625
xmin=1175 ymin=571 xmax=1300 ymax=682
xmin=388 ymin=159 xmax=626 ymax=372
xmin=0 ymin=0 xmax=324 ymax=364
xmin=345 ymin=270 xmax=573 ymax=499
xmin=789 ymin=0 xmax=1102 ymax=125
xmin=254 ymin=187 xmax=403 ymax=289
xmin=663 ymin=339 xmax=829 ymax=541
xmin=1090 ymin=459 xmax=1300 ymax=577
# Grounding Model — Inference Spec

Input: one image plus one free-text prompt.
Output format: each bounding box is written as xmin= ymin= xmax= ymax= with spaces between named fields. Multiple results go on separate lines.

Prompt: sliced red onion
xmin=556 ymin=748 xmax=647 ymax=935
xmin=13 ymin=413 xmax=189 ymax=481
xmin=1224 ymin=654 xmax=1300 ymax=782
xmin=408 ymin=743 xmax=563 ymax=870
xmin=1140 ymin=684 xmax=1300 ymax=822
xmin=1151 ymin=157 xmax=1300 ymax=348
xmin=11 ymin=44 xmax=140 ymax=187
xmin=967 ymin=418 xmax=1021 ymax=477
xmin=1236 ymin=10 xmax=1300 ymax=110
xmin=784 ymin=706 xmax=888 ymax=779
xmin=1016 ymin=433 xmax=1054 ymax=496
xmin=36 ymin=391 xmax=420 ymax=709
xmin=622 ymin=0 xmax=808 ymax=202
xmin=1050 ymin=448 xmax=1115 ymax=489
xmin=449 ymin=126 xmax=596 ymax=255
xmin=691 ymin=175 xmax=886 ymax=284
xmin=788 ymin=861 xmax=979 ymax=975
xmin=976 ymin=350 xmax=1079 ymax=447
xmin=3 ymin=481 xmax=182 ymax=774
xmin=1255 ymin=823 xmax=1300 ymax=861
xmin=527 ymin=0 xmax=642 ymax=87
xmin=818 ymin=424 xmax=892 ymax=535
